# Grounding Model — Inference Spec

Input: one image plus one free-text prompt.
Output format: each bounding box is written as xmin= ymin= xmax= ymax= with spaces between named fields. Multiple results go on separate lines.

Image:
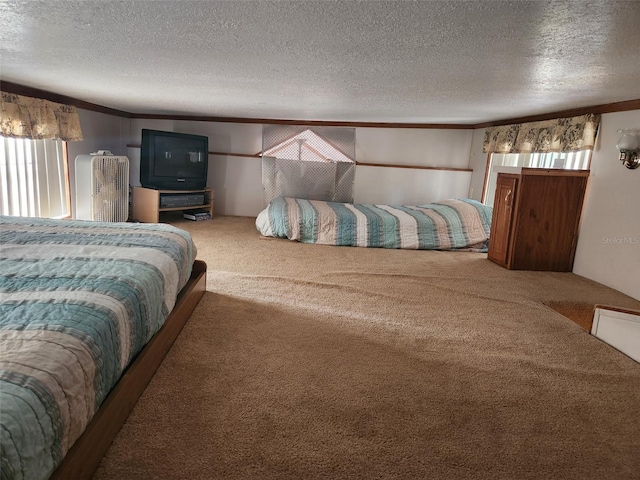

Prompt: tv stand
xmin=131 ymin=187 xmax=214 ymax=223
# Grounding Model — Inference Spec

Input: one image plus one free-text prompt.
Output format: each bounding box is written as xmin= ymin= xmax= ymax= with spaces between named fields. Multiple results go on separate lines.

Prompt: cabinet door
xmin=510 ymin=174 xmax=587 ymax=271
xmin=487 ymin=175 xmax=518 ymax=267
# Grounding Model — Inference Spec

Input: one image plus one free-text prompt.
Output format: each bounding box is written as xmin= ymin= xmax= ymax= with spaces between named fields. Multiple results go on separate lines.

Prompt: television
xmin=140 ymin=129 xmax=209 ymax=190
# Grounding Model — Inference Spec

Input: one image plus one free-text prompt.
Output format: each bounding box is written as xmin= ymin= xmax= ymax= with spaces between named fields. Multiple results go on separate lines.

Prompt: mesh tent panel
xmin=261 ymin=125 xmax=355 ymax=205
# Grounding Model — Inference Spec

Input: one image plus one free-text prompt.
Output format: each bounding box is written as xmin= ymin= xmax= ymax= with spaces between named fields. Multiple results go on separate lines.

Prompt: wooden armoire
xmin=487 ymin=168 xmax=589 ymax=272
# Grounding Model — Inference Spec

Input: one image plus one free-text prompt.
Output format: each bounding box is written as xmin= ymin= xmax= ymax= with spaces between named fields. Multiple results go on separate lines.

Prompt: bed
xmin=0 ymin=215 xmax=206 ymax=480
xmin=256 ymin=197 xmax=493 ymax=251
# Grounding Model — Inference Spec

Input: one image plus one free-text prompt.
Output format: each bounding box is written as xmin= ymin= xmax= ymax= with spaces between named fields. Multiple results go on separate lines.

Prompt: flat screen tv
xmin=140 ymin=129 xmax=209 ymax=190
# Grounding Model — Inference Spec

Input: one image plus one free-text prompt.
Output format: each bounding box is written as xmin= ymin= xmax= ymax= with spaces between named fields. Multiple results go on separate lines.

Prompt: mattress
xmin=256 ymin=197 xmax=492 ymax=251
xmin=0 ymin=215 xmax=197 ymax=480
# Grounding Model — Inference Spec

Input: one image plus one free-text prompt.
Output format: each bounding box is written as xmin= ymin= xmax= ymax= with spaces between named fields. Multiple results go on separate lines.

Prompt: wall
xmin=354 ymin=128 xmax=474 ymax=204
xmin=128 ymin=120 xmax=475 ymax=216
xmin=468 ymin=111 xmax=640 ymax=300
xmin=467 ymin=127 xmax=488 ymax=202
xmin=354 ymin=167 xmax=472 ymax=205
xmin=572 ymin=110 xmax=640 ymax=300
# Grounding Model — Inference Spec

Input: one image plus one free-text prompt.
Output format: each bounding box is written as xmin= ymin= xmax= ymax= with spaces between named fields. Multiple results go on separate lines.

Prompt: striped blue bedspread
xmin=0 ymin=216 xmax=197 ymax=480
xmin=256 ymin=197 xmax=492 ymax=251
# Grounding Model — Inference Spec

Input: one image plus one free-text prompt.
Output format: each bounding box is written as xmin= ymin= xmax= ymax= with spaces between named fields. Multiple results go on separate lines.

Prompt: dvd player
xmin=160 ymin=193 xmax=205 ymax=208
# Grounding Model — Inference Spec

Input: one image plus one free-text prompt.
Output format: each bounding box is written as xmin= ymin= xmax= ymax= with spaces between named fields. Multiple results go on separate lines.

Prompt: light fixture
xmin=616 ymin=129 xmax=640 ymax=169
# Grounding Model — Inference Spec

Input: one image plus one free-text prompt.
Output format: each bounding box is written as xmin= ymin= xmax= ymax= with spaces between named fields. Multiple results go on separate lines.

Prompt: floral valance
xmin=483 ymin=113 xmax=600 ymax=154
xmin=1 ymin=91 xmax=83 ymax=141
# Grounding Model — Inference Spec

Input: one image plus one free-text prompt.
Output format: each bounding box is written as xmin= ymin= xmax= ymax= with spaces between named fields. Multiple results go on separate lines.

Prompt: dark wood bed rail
xmin=50 ymin=260 xmax=207 ymax=480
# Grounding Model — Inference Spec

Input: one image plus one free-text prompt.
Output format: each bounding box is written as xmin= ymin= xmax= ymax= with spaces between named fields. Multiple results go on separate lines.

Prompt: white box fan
xmin=75 ymin=151 xmax=130 ymax=222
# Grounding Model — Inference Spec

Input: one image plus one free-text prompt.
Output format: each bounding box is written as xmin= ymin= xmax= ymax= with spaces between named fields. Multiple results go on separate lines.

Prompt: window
xmin=483 ymin=150 xmax=592 ymax=207
xmin=0 ymin=136 xmax=70 ymax=218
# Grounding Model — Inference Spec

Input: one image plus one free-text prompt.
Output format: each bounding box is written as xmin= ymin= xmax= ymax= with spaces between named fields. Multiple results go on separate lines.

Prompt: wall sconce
xmin=616 ymin=129 xmax=640 ymax=169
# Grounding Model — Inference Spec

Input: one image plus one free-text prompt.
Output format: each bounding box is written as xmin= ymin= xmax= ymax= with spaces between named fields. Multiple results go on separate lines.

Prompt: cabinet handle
xmin=505 ymin=189 xmax=512 ymax=207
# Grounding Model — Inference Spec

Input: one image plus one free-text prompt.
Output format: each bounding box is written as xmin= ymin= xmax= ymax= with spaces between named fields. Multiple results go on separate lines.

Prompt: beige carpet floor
xmin=94 ymin=215 xmax=640 ymax=480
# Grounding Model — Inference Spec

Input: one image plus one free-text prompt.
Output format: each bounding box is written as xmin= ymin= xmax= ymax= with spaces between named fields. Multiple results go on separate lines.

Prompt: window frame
xmin=482 ymin=149 xmax=592 ymax=206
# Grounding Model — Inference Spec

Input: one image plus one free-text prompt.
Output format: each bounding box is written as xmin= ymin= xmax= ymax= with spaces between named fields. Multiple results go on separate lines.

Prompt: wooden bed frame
xmin=50 ymin=259 xmax=207 ymax=480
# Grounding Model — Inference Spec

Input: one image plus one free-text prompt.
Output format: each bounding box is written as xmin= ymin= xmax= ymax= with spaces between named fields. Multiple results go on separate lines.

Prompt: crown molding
xmin=0 ymin=80 xmax=133 ymax=118
xmin=2 ymin=80 xmax=638 ymax=129
xmin=129 ymin=113 xmax=474 ymax=129
xmin=474 ymin=99 xmax=640 ymax=128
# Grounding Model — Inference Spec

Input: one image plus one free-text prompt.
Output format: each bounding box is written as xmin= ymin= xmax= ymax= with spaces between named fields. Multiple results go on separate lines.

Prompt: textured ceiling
xmin=1 ymin=0 xmax=639 ymax=124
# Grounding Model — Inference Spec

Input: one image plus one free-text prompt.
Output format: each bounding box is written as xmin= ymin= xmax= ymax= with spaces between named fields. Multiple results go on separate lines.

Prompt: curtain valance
xmin=0 ymin=91 xmax=83 ymax=141
xmin=483 ymin=113 xmax=599 ymax=154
